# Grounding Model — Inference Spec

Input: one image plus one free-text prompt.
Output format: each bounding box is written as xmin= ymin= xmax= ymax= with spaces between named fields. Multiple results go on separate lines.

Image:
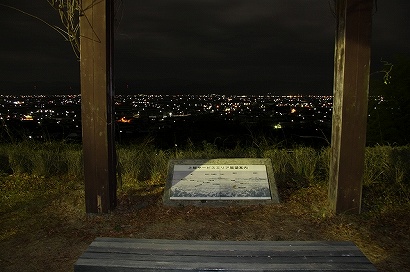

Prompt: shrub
xmin=65 ymin=148 xmax=83 ymax=178
xmin=362 ymin=145 xmax=410 ymax=210
xmin=263 ymin=148 xmax=291 ymax=187
xmin=117 ymin=139 xmax=169 ymax=188
xmin=288 ymin=147 xmax=319 ymax=187
xmin=4 ymin=141 xmax=82 ymax=177
xmin=0 ymin=145 xmax=11 ymax=174
xmin=8 ymin=142 xmax=35 ymax=174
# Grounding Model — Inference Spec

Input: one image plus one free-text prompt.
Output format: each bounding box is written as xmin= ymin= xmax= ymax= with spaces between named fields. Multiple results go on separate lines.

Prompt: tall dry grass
xmin=0 ymin=140 xmax=408 ymax=211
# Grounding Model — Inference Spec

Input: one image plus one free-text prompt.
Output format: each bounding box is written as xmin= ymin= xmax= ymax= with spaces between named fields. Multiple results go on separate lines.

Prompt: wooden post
xmin=80 ymin=0 xmax=116 ymax=213
xmin=329 ymin=0 xmax=373 ymax=214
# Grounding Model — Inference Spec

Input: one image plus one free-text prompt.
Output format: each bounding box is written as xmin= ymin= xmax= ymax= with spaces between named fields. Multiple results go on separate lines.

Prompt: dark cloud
xmin=114 ymin=0 xmax=337 ymax=94
xmin=371 ymin=1 xmax=410 ymax=61
xmin=0 ymin=0 xmax=79 ymax=92
xmin=0 ymin=0 xmax=409 ymax=94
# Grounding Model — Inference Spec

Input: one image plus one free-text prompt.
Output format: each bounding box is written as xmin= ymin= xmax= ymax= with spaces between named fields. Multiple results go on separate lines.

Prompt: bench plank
xmin=75 ymin=238 xmax=377 ymax=271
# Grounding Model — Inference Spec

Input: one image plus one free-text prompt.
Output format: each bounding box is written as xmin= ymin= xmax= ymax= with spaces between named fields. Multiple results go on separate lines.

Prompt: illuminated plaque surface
xmin=170 ymin=164 xmax=271 ymax=200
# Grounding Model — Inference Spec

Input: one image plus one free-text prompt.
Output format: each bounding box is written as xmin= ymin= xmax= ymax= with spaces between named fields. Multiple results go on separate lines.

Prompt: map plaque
xmin=163 ymin=158 xmax=279 ymax=206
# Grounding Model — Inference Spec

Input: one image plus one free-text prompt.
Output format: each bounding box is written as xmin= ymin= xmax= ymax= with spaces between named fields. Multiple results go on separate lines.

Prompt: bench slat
xmin=75 ymin=238 xmax=377 ymax=272
xmin=79 ymin=251 xmax=374 ymax=264
xmin=93 ymin=237 xmax=354 ymax=247
xmin=84 ymin=247 xmax=365 ymax=257
xmin=76 ymin=258 xmax=377 ymax=272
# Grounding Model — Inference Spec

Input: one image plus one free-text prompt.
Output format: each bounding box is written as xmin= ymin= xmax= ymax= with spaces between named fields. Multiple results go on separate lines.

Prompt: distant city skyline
xmin=0 ymin=93 xmax=335 ymax=147
xmin=1 ymin=1 xmax=409 ymax=95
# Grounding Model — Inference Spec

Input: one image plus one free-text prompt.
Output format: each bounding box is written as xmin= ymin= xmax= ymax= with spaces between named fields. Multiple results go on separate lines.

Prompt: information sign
xmin=163 ymin=158 xmax=279 ymax=206
xmin=170 ymin=164 xmax=271 ymax=200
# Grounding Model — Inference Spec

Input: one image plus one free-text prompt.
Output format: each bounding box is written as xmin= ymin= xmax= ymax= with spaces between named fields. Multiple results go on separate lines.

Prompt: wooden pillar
xmin=329 ymin=0 xmax=373 ymax=214
xmin=80 ymin=0 xmax=116 ymax=213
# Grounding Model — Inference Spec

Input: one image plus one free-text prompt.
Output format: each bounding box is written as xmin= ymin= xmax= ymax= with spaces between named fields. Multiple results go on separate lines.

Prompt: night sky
xmin=0 ymin=0 xmax=409 ymax=95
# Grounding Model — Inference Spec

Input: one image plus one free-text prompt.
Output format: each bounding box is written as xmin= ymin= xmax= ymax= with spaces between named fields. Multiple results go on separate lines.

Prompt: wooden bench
xmin=74 ymin=238 xmax=377 ymax=271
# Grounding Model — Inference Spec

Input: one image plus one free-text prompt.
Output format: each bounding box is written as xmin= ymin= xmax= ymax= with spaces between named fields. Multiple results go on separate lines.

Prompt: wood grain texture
xmin=75 ymin=238 xmax=377 ymax=271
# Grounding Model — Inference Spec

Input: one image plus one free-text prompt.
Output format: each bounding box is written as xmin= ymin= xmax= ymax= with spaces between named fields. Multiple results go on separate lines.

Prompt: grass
xmin=0 ymin=141 xmax=409 ymax=271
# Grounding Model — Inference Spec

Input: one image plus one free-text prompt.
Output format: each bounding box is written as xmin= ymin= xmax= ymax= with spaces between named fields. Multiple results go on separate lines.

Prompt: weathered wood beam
xmin=80 ymin=0 xmax=116 ymax=213
xmin=329 ymin=0 xmax=373 ymax=214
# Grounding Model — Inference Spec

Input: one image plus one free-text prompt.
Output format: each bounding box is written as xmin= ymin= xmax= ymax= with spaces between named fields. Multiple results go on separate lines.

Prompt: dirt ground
xmin=1 ymin=183 xmax=409 ymax=272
